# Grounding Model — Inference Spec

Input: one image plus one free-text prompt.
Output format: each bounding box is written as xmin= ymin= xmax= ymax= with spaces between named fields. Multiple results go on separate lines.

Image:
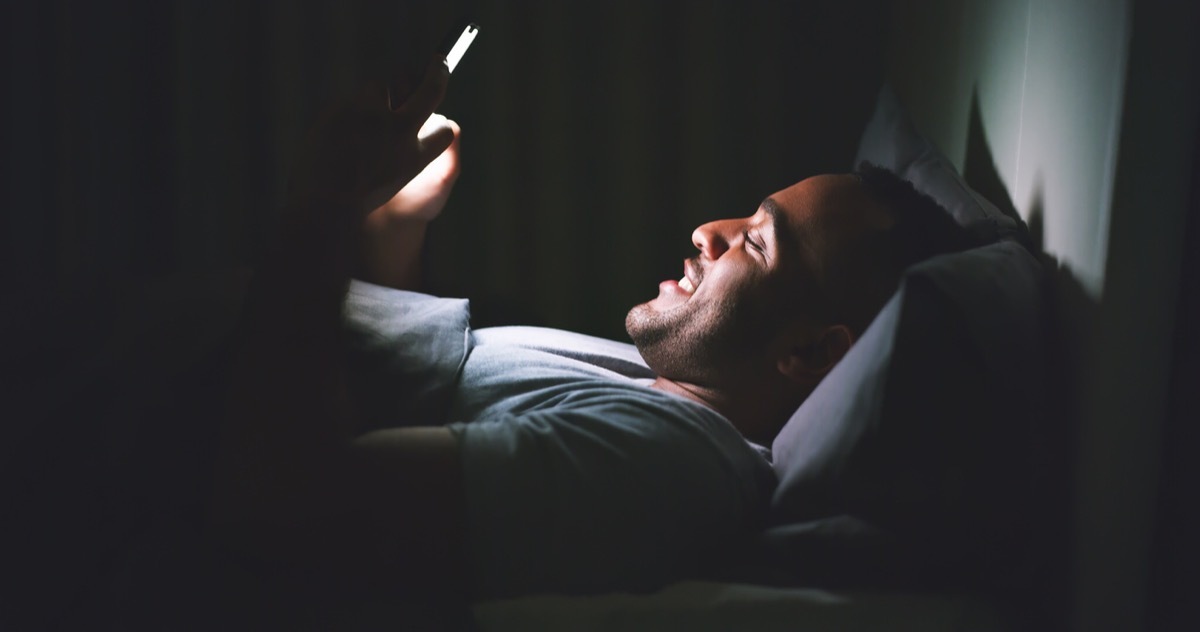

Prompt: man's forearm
xmin=358 ymin=215 xmax=429 ymax=291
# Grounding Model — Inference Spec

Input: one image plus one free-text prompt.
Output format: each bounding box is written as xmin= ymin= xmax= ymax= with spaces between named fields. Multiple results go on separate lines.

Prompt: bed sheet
xmin=471 ymin=580 xmax=1009 ymax=631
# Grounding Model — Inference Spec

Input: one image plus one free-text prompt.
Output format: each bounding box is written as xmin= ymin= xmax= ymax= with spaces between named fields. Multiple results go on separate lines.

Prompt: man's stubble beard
xmin=626 ymin=294 xmax=768 ymax=385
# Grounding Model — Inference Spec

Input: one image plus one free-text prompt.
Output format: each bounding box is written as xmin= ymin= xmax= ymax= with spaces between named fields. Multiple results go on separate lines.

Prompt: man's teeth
xmin=679 ymin=277 xmax=695 ymax=293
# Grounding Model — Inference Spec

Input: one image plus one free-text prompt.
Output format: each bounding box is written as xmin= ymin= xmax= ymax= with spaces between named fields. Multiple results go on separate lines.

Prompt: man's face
xmin=625 ymin=174 xmax=882 ymax=385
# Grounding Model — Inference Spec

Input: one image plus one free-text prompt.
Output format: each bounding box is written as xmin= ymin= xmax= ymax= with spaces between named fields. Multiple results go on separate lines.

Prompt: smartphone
xmin=390 ymin=20 xmax=478 ymax=110
xmin=438 ymin=20 xmax=479 ymax=73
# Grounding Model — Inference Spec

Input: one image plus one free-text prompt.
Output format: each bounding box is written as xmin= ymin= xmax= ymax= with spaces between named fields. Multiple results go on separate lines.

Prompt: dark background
xmin=1 ymin=0 xmax=886 ymax=341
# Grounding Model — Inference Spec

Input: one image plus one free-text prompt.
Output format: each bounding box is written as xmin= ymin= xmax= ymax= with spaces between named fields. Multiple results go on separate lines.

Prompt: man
xmin=209 ymin=59 xmax=975 ymax=601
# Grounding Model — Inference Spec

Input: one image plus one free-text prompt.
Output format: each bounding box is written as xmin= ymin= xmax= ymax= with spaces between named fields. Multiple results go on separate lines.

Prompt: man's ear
xmin=776 ymin=324 xmax=855 ymax=385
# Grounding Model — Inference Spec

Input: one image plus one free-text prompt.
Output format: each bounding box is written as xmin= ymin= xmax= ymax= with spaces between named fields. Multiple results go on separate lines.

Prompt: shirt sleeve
xmin=341 ymin=281 xmax=471 ymax=429
xmin=448 ymin=388 xmax=775 ymax=598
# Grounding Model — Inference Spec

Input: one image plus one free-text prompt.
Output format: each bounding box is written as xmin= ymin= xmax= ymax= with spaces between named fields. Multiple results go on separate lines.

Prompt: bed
xmin=471 ymin=581 xmax=1009 ymax=631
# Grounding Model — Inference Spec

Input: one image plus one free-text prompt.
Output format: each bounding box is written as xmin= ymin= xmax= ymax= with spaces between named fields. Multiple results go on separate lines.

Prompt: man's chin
xmin=626 ymin=297 xmax=688 ymax=352
xmin=625 ymin=302 xmax=661 ymax=345
xmin=626 ymin=302 xmax=707 ymax=382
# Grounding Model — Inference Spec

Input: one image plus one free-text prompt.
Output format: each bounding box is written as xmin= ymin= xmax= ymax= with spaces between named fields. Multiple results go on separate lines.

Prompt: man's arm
xmin=358 ymin=114 xmax=461 ymax=290
xmin=208 ymin=61 xmax=469 ymax=596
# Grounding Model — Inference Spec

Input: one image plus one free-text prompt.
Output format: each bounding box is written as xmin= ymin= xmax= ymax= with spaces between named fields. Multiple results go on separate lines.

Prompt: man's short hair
xmin=819 ymin=162 xmax=980 ymax=336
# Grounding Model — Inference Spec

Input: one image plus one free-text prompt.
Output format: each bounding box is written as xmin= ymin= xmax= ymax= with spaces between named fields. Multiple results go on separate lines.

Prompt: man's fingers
xmin=396 ymin=58 xmax=450 ymax=125
xmin=417 ymin=114 xmax=450 ymax=141
xmin=416 ymin=119 xmax=457 ymax=166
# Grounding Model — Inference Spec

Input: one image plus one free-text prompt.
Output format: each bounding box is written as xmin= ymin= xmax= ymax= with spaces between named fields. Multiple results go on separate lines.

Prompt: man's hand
xmin=367 ymin=113 xmax=462 ymax=226
xmin=357 ymin=87 xmax=463 ymax=291
xmin=286 ymin=59 xmax=458 ymax=223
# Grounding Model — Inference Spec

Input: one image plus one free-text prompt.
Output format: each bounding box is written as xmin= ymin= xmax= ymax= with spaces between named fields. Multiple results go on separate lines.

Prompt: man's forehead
xmin=765 ymin=174 xmax=883 ymax=235
xmin=759 ymin=176 xmax=838 ymax=240
xmin=768 ymin=174 xmax=857 ymax=214
xmin=760 ymin=174 xmax=889 ymax=275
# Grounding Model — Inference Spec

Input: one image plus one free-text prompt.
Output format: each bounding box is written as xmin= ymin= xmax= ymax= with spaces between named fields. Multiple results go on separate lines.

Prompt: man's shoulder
xmin=451 ymin=360 xmax=775 ymax=599
xmin=344 ymin=281 xmax=470 ymax=332
xmin=343 ymin=281 xmax=472 ymax=426
xmin=472 ymin=325 xmax=653 ymax=379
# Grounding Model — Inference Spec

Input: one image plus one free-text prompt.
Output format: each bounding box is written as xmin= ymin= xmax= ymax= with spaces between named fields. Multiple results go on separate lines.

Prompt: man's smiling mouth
xmin=679 ymin=258 xmax=703 ymax=295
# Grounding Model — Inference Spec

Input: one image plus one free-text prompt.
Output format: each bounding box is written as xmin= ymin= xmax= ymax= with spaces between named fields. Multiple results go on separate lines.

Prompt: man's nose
xmin=692 ymin=220 xmax=735 ymax=260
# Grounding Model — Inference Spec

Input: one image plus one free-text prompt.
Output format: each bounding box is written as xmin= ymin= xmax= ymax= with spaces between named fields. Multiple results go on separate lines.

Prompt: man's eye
xmin=744 ymin=231 xmax=764 ymax=253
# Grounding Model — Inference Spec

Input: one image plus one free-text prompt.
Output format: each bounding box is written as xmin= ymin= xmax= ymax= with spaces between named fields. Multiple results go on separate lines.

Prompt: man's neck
xmin=649 ymin=376 xmax=795 ymax=446
xmin=648 ymin=376 xmax=727 ymax=412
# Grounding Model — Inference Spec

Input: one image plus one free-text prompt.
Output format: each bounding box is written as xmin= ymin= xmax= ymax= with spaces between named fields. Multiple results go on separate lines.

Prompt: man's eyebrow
xmin=760 ymin=197 xmax=794 ymax=250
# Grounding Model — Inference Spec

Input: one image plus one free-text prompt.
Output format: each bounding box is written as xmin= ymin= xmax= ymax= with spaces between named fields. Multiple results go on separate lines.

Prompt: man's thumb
xmin=416 ymin=115 xmax=457 ymax=163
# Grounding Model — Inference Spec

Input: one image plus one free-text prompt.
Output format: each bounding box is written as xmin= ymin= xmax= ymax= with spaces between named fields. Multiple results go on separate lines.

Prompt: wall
xmin=888 ymin=0 xmax=1129 ymax=298
xmin=887 ymin=0 xmax=1199 ymax=629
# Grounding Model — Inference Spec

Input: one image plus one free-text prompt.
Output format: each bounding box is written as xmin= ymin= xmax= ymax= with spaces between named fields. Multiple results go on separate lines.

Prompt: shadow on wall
xmin=962 ymin=87 xmax=1099 ymax=393
xmin=961 ymin=87 xmax=1096 ymax=627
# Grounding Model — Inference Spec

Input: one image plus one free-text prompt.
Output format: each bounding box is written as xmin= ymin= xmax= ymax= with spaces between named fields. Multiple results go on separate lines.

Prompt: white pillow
xmin=854 ymin=86 xmax=1025 ymax=240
